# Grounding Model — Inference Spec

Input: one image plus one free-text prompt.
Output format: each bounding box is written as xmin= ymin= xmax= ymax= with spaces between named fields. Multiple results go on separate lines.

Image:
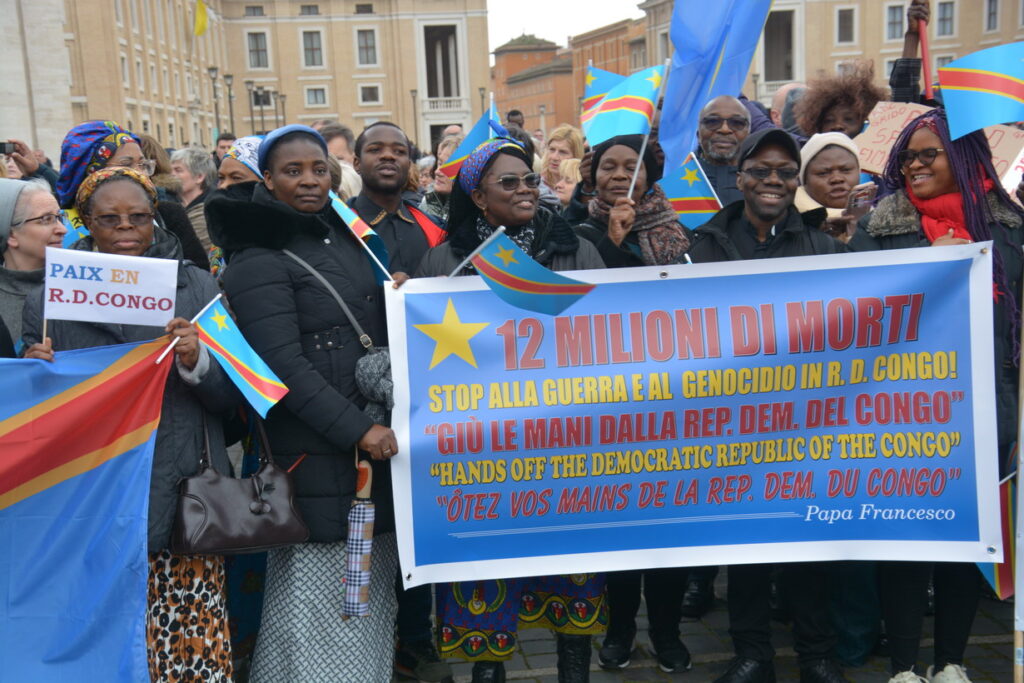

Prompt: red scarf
xmin=905 ymin=177 xmax=994 ymax=243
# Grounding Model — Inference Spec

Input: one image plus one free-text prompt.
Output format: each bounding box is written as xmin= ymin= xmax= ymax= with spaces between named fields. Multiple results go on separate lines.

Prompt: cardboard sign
xmin=854 ymin=101 xmax=1024 ymax=181
xmin=44 ymin=247 xmax=178 ymax=327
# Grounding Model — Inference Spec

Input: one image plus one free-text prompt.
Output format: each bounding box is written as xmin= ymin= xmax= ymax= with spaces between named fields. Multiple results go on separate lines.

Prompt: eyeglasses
xmin=741 ymin=167 xmax=799 ymax=181
xmin=700 ymin=116 xmax=750 ymax=132
xmin=897 ymin=147 xmax=945 ymax=168
xmin=12 ymin=211 xmax=65 ymax=228
xmin=135 ymin=159 xmax=157 ymax=176
xmin=491 ymin=172 xmax=542 ymax=191
xmin=88 ymin=213 xmax=155 ymax=229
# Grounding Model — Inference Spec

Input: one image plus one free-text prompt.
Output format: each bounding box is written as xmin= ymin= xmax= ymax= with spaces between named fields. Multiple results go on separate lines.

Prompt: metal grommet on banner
xmin=406 ymin=573 xmax=412 ymax=580
xmin=659 ymin=271 xmax=669 ymax=279
xmin=981 ymin=247 xmax=989 ymax=254
xmin=987 ymin=546 xmax=997 ymax=554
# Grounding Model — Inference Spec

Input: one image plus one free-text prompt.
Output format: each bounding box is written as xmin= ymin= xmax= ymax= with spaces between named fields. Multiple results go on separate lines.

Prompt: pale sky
xmin=486 ymin=0 xmax=645 ymax=56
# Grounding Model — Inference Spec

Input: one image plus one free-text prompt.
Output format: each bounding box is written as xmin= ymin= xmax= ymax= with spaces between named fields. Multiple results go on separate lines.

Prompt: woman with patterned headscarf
xmin=55 ymin=121 xmax=209 ymax=270
xmin=217 ymin=135 xmax=264 ymax=189
xmin=415 ymin=138 xmax=605 ymax=683
xmin=22 ymin=166 xmax=238 ymax=682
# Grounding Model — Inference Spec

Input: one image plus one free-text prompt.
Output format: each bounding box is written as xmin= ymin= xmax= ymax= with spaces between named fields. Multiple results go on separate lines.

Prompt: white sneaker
xmin=928 ymin=664 xmax=972 ymax=682
xmin=888 ymin=671 xmax=927 ymax=683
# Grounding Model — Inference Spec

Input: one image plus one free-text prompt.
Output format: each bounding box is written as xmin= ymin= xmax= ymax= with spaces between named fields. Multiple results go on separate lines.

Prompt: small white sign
xmin=44 ymin=247 xmax=178 ymax=327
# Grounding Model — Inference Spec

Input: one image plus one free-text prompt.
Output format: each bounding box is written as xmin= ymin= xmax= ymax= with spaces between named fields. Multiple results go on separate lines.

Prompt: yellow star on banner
xmin=646 ymin=71 xmax=662 ymax=90
xmin=494 ymin=245 xmax=518 ymax=267
xmin=413 ymin=298 xmax=490 ymax=370
xmin=210 ymin=310 xmax=230 ymax=330
xmin=682 ymin=168 xmax=700 ymax=186
xmin=586 ymin=72 xmax=596 ymax=87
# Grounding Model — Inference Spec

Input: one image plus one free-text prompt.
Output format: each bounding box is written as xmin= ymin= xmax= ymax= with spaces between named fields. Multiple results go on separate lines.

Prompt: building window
xmin=251 ymin=89 xmax=271 ymax=107
xmin=143 ymin=0 xmax=152 ymax=34
xmin=986 ymin=0 xmax=999 ymax=30
xmin=163 ymin=67 xmax=169 ymax=91
xmin=836 ymin=8 xmax=856 ymax=44
xmin=885 ymin=59 xmax=898 ymax=77
xmin=121 ymin=55 xmax=129 ymax=86
xmin=150 ymin=64 xmax=157 ymax=92
xmin=142 ymin=119 xmax=150 ymax=133
xmin=936 ymin=54 xmax=956 ymax=69
xmin=359 ymin=84 xmax=381 ymax=105
xmin=886 ymin=4 xmax=904 ymax=40
xmin=136 ymin=58 xmax=145 ymax=89
xmin=300 ymin=4 xmax=319 ymax=14
xmin=130 ymin=0 xmax=138 ymax=31
xmin=303 ymin=31 xmax=323 ymax=67
xmin=357 ymin=29 xmax=378 ymax=66
xmin=306 ymin=87 xmax=327 ymax=106
xmin=936 ymin=1 xmax=955 ymax=35
xmin=168 ymin=122 xmax=175 ymax=145
xmin=244 ymin=5 xmax=264 ymax=16
xmin=156 ymin=0 xmax=163 ymax=40
xmin=658 ymin=31 xmax=670 ymax=61
xmin=248 ymin=32 xmax=269 ymax=69
xmin=630 ymin=42 xmax=647 ymax=72
xmin=115 ymin=0 xmax=123 ymax=24
xmin=174 ymin=71 xmax=180 ymax=96
xmin=355 ymin=3 xmax=373 ymax=13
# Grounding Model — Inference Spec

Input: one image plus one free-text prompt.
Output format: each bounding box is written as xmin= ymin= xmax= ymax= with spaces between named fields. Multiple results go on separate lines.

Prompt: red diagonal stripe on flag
xmin=940 ymin=68 xmax=1024 ymax=105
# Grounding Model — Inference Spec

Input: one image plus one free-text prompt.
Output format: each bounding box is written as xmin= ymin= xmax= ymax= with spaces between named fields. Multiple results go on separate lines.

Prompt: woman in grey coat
xmin=22 ymin=167 xmax=238 ymax=682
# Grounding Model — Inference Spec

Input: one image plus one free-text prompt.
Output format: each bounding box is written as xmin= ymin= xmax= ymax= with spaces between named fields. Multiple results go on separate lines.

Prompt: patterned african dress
xmin=437 ymin=573 xmax=606 ymax=662
xmin=147 ymin=550 xmax=233 ymax=682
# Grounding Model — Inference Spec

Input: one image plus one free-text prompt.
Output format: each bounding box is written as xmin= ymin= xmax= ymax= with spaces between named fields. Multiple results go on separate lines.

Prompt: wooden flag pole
xmin=448 ymin=226 xmax=506 ymax=277
xmin=919 ymin=19 xmax=934 ymax=101
xmin=626 ymin=59 xmax=672 ymax=200
xmin=155 ymin=293 xmax=223 ymax=364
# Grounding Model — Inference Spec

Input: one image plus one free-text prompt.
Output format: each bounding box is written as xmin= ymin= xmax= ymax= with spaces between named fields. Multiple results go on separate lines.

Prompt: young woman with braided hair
xmin=864 ymin=109 xmax=1024 ymax=683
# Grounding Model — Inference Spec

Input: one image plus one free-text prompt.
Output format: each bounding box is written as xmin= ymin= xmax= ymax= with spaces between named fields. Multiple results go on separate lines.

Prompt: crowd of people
xmin=2 ymin=1 xmax=1020 ymax=681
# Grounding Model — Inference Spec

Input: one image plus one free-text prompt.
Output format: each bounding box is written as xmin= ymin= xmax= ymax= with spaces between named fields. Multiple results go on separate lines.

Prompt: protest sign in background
xmin=44 ymin=246 xmax=178 ymax=327
xmin=387 ymin=246 xmax=1001 ymax=587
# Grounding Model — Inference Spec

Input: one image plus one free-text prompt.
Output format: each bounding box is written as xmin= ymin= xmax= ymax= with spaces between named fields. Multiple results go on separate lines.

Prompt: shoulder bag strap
xmin=282 ymin=248 xmax=373 ymax=351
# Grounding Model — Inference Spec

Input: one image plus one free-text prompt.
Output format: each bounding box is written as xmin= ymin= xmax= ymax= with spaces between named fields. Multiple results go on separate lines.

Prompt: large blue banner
xmin=386 ymin=246 xmax=1001 ymax=586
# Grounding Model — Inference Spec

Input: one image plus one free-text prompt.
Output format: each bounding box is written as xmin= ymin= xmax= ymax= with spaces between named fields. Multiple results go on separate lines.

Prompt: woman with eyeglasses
xmin=864 ymin=108 xmax=1024 ymax=683
xmin=55 ymin=121 xmax=209 ymax=270
xmin=415 ymin=138 xmax=604 ymax=683
xmin=0 ymin=178 xmax=67 ymax=346
xmin=573 ymin=134 xmax=689 ymax=269
xmin=21 ymin=167 xmax=238 ymax=682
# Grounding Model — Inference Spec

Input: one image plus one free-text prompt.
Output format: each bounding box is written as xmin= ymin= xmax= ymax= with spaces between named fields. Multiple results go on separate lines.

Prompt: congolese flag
xmin=581 ymin=65 xmax=665 ymax=147
xmin=195 ymin=299 xmax=288 ymax=417
xmin=0 ymin=339 xmax=172 ymax=681
xmin=439 ymin=103 xmax=506 ymax=180
xmin=658 ymin=155 xmax=723 ymax=229
xmin=471 ymin=231 xmax=595 ymax=316
xmin=584 ymin=66 xmax=626 ymax=113
xmin=330 ymin=190 xmax=391 ymax=281
xmin=938 ymin=42 xmax=1024 ymax=140
xmin=978 ymin=475 xmax=1015 ymax=600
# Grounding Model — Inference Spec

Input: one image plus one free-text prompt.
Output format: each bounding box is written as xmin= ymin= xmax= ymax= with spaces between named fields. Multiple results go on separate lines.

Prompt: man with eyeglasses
xmin=690 ymin=129 xmax=848 ymax=683
xmin=696 ymin=96 xmax=752 ymax=206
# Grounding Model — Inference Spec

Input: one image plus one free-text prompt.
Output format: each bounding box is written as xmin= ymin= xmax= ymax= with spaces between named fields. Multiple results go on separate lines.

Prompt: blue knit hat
xmin=257 ymin=125 xmax=328 ymax=174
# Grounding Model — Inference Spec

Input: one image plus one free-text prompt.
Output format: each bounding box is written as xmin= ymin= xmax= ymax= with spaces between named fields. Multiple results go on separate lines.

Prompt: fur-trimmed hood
xmin=867 ymin=190 xmax=1023 ymax=238
xmin=205 ymin=181 xmax=332 ymax=252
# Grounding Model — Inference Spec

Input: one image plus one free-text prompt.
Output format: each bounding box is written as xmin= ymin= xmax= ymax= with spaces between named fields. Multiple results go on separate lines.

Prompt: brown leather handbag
xmin=170 ymin=418 xmax=309 ymax=555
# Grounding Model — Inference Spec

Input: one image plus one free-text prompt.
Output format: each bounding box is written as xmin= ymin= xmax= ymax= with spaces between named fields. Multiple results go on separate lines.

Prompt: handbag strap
xmin=252 ymin=416 xmax=274 ymax=467
xmin=198 ymin=413 xmax=212 ymax=469
xmin=283 ymin=249 xmax=373 ymax=350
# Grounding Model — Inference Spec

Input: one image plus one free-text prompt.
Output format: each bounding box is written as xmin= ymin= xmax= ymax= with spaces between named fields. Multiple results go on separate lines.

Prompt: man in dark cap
xmin=689 ymin=128 xmax=848 ymax=683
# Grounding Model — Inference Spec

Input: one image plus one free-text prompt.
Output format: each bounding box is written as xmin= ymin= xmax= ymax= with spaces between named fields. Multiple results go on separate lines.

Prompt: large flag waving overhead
xmin=581 ymin=65 xmax=665 ymax=146
xmin=938 ymin=42 xmax=1024 ymax=140
xmin=439 ymin=104 xmax=505 ymax=180
xmin=194 ymin=298 xmax=288 ymax=417
xmin=659 ymin=0 xmax=773 ymax=174
xmin=0 ymin=339 xmax=172 ymax=681
xmin=584 ymin=66 xmax=626 ymax=113
xmin=470 ymin=231 xmax=595 ymax=316
xmin=658 ymin=155 xmax=723 ymax=229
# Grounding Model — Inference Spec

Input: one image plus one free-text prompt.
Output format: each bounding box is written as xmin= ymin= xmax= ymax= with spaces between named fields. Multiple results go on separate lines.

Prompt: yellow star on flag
xmin=413 ymin=298 xmax=490 ymax=370
xmin=682 ymin=168 xmax=700 ymax=186
xmin=210 ymin=310 xmax=230 ymax=330
xmin=586 ymin=72 xmax=596 ymax=87
xmin=646 ymin=71 xmax=662 ymax=90
xmin=494 ymin=245 xmax=518 ymax=267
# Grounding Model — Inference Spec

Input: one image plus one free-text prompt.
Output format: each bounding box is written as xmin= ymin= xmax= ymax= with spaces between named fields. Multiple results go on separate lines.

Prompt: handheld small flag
xmin=330 ymin=191 xmax=392 ymax=282
xmin=439 ymin=104 xmax=504 ymax=180
xmin=581 ymin=65 xmax=665 ymax=147
xmin=62 ymin=207 xmax=90 ymax=247
xmin=938 ymin=42 xmax=1024 ymax=140
xmin=194 ymin=298 xmax=288 ymax=417
xmin=193 ymin=0 xmax=209 ymax=36
xmin=659 ymin=0 xmax=773 ymax=173
xmin=470 ymin=231 xmax=595 ymax=316
xmin=978 ymin=475 xmax=1016 ymax=600
xmin=658 ymin=156 xmax=723 ymax=229
xmin=584 ymin=66 xmax=626 ymax=113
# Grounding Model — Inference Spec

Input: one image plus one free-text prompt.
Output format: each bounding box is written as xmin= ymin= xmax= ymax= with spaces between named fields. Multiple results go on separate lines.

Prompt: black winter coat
xmin=865 ymin=190 xmax=1024 ymax=472
xmin=20 ymin=227 xmax=237 ymax=550
xmin=688 ymin=201 xmax=846 ymax=262
xmin=208 ymin=182 xmax=394 ymax=542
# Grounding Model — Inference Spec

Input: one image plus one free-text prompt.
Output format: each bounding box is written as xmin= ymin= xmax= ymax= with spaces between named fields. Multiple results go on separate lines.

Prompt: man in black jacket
xmin=695 ymin=95 xmax=750 ymax=206
xmin=691 ymin=129 xmax=848 ymax=683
